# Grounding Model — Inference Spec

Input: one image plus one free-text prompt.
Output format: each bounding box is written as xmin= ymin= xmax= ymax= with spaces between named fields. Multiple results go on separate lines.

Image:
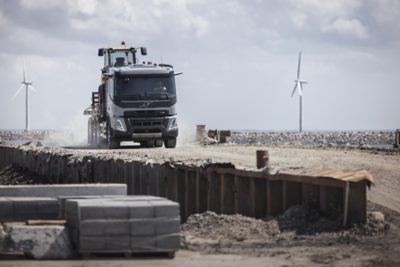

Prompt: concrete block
xmin=130 ymin=236 xmax=156 ymax=250
xmin=3 ymin=222 xmax=74 ymax=259
xmin=80 ymin=236 xmax=105 ymax=251
xmin=103 ymin=203 xmax=130 ymax=219
xmin=80 ymin=220 xmax=130 ymax=236
xmin=0 ymin=198 xmax=13 ymax=220
xmin=152 ymin=200 xmax=180 ymax=217
xmin=130 ymin=219 xmax=156 ymax=236
xmin=128 ymin=201 xmax=154 ymax=218
xmin=156 ymin=233 xmax=181 ymax=250
xmin=156 ymin=217 xmax=180 ymax=235
xmin=79 ymin=205 xmax=105 ymax=220
xmin=0 ymin=184 xmax=127 ymax=198
xmin=58 ymin=195 xmax=113 ymax=219
xmin=105 ymin=236 xmax=130 ymax=250
xmin=0 ymin=197 xmax=59 ymax=222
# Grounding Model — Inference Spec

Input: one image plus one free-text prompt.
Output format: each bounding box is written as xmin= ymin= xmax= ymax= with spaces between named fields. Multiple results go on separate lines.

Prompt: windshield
xmin=115 ymin=75 xmax=176 ymax=99
xmin=109 ymin=50 xmax=134 ymax=67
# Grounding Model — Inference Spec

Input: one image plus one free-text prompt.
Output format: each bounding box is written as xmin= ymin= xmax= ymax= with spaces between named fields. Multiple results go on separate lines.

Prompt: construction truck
xmin=84 ymin=42 xmax=179 ymax=148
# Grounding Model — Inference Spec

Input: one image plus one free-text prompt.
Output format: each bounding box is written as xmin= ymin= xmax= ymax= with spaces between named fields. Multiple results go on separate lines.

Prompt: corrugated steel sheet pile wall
xmin=0 ymin=145 xmax=372 ymax=225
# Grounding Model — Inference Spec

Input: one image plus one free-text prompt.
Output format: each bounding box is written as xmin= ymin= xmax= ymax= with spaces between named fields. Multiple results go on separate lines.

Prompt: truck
xmin=84 ymin=42 xmax=179 ymax=149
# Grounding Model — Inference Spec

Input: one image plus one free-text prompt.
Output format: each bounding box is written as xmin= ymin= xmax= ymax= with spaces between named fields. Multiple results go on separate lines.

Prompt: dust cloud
xmin=44 ymin=113 xmax=88 ymax=147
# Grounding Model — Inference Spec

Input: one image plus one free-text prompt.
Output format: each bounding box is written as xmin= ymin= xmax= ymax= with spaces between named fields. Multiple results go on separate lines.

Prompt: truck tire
xmin=88 ymin=119 xmax=93 ymax=145
xmin=155 ymin=140 xmax=163 ymax=147
xmin=164 ymin=138 xmax=177 ymax=148
xmin=92 ymin=119 xmax=100 ymax=147
xmin=106 ymin=121 xmax=120 ymax=149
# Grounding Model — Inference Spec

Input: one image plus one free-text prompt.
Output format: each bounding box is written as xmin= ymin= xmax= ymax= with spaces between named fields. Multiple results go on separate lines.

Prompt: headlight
xmin=168 ymin=117 xmax=178 ymax=129
xmin=116 ymin=119 xmax=126 ymax=132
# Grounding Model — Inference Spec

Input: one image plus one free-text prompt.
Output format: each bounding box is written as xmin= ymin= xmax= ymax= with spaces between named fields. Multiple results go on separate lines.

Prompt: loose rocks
xmin=230 ymin=131 xmax=395 ymax=150
xmin=182 ymin=211 xmax=280 ymax=244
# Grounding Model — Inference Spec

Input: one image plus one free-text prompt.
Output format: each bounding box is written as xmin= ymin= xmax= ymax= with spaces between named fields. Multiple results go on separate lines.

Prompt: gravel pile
xmin=230 ymin=131 xmax=395 ymax=149
xmin=181 ymin=205 xmax=391 ymax=254
xmin=182 ymin=211 xmax=280 ymax=243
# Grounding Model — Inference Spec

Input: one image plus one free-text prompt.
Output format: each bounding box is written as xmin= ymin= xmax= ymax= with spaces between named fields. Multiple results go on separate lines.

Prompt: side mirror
xmin=98 ymin=48 xmax=104 ymax=57
xmin=140 ymin=47 xmax=147 ymax=55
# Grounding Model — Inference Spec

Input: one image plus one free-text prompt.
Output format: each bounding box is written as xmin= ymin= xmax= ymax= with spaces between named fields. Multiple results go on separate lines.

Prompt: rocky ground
xmin=229 ymin=131 xmax=396 ymax=150
xmin=180 ymin=201 xmax=400 ymax=266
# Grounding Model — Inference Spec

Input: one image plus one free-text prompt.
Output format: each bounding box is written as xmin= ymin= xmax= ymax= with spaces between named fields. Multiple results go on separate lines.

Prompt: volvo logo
xmin=138 ymin=102 xmax=151 ymax=108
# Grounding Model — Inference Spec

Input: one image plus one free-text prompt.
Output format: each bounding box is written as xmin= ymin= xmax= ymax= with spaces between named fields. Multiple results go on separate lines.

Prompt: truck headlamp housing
xmin=168 ymin=117 xmax=178 ymax=130
xmin=116 ymin=119 xmax=126 ymax=132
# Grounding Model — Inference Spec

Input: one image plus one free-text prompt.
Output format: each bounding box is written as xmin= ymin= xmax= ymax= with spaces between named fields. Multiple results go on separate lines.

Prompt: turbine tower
xmin=12 ymin=61 xmax=36 ymax=132
xmin=291 ymin=51 xmax=307 ymax=132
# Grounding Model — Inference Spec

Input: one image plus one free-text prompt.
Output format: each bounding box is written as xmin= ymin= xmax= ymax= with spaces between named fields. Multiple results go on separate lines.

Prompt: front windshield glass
xmin=115 ymin=76 xmax=176 ymax=99
xmin=109 ymin=50 xmax=134 ymax=67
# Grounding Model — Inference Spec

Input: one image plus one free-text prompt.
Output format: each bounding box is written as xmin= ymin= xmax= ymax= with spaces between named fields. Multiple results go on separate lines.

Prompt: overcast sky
xmin=0 ymin=0 xmax=399 ymax=132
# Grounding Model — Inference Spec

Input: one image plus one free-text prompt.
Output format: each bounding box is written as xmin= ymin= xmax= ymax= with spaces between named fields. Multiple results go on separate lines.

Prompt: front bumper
xmin=112 ymin=116 xmax=178 ymax=141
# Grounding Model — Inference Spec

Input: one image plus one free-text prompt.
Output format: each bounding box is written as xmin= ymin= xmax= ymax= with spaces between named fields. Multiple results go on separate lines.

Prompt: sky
xmin=0 ymin=0 xmax=399 ymax=132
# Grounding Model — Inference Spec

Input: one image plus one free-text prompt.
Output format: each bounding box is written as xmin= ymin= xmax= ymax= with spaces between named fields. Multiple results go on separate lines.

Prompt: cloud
xmin=0 ymin=0 xmax=399 ymax=130
xmin=323 ymin=18 xmax=369 ymax=39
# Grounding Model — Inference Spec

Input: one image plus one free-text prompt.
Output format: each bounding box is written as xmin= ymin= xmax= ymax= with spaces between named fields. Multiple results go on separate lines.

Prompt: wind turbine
xmin=291 ymin=51 xmax=307 ymax=132
xmin=12 ymin=60 xmax=37 ymax=132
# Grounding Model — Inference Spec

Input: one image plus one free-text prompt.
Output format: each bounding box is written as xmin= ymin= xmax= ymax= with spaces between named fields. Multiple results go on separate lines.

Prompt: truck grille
xmin=129 ymin=119 xmax=163 ymax=127
xmin=124 ymin=110 xmax=168 ymax=118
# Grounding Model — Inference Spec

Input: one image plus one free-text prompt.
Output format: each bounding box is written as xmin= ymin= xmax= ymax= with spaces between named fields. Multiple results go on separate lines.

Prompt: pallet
xmin=80 ymin=250 xmax=176 ymax=259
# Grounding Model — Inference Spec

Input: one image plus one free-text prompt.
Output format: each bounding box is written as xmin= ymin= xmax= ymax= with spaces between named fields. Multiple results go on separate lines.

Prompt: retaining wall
xmin=0 ymin=145 xmax=370 ymax=225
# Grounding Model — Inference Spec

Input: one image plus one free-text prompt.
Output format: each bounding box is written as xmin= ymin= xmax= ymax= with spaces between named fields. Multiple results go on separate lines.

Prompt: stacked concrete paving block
xmin=0 ymin=197 xmax=59 ymax=221
xmin=64 ymin=196 xmax=180 ymax=255
xmin=0 ymin=184 xmax=127 ymax=197
xmin=0 ymin=184 xmax=127 ymax=222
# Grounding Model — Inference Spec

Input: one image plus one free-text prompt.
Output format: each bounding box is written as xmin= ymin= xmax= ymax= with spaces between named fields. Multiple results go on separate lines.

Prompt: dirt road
xmin=67 ymin=143 xmax=400 ymax=213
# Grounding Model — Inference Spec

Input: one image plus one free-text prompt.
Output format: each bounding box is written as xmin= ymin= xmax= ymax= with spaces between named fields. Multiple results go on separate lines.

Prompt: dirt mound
xmin=181 ymin=205 xmax=393 ymax=256
xmin=276 ymin=205 xmax=343 ymax=234
xmin=182 ymin=211 xmax=280 ymax=243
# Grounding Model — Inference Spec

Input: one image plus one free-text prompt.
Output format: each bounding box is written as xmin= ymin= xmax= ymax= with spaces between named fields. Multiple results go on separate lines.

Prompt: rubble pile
xmin=182 ymin=211 xmax=280 ymax=243
xmin=181 ymin=206 xmax=391 ymax=255
xmin=231 ymin=131 xmax=395 ymax=149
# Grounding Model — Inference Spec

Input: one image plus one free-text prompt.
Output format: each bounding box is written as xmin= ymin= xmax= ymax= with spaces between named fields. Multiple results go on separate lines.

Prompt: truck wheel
xmin=88 ymin=119 xmax=93 ymax=145
xmin=106 ymin=122 xmax=120 ymax=149
xmin=93 ymin=119 xmax=100 ymax=147
xmin=164 ymin=138 xmax=177 ymax=148
xmin=155 ymin=140 xmax=163 ymax=147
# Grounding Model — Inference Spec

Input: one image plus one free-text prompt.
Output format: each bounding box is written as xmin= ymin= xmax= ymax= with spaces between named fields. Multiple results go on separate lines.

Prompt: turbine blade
xmin=297 ymin=51 xmax=301 ymax=79
xmin=291 ymin=83 xmax=298 ymax=97
xmin=298 ymin=84 xmax=303 ymax=96
xmin=12 ymin=85 xmax=25 ymax=100
xmin=29 ymin=85 xmax=37 ymax=93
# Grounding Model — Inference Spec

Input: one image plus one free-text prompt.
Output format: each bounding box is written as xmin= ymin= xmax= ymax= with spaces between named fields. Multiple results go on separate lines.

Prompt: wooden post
xmin=343 ymin=182 xmax=350 ymax=226
xmin=395 ymin=129 xmax=400 ymax=148
xmin=256 ymin=150 xmax=269 ymax=169
xmin=196 ymin=125 xmax=206 ymax=141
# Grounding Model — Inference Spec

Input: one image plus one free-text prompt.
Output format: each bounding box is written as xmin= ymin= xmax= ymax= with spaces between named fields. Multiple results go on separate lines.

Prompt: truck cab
xmin=85 ymin=43 xmax=178 ymax=148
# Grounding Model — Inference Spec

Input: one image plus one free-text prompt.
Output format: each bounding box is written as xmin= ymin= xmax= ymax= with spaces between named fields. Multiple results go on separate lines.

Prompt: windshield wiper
xmin=146 ymin=93 xmax=172 ymax=100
